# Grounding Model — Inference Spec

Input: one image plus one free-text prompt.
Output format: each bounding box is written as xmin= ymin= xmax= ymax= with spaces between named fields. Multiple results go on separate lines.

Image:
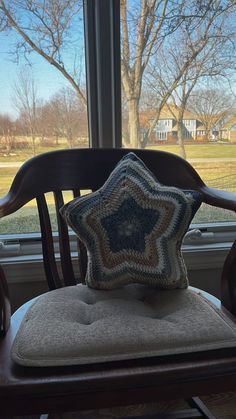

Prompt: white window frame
xmin=1 ymin=221 xmax=235 ymax=284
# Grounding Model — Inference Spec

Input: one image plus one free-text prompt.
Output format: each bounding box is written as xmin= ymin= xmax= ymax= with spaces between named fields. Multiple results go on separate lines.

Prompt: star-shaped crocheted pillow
xmin=61 ymin=153 xmax=202 ymax=289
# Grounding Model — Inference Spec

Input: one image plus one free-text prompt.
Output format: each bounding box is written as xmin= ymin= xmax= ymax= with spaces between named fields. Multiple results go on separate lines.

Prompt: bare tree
xmin=42 ymin=88 xmax=88 ymax=147
xmin=188 ymin=88 xmax=233 ymax=141
xmin=0 ymin=114 xmax=14 ymax=154
xmin=49 ymin=87 xmax=81 ymax=148
xmin=121 ymin=0 xmax=182 ymax=148
xmin=121 ymin=0 xmax=236 ymax=148
xmin=147 ymin=17 xmax=236 ymax=158
xmin=168 ymin=72 xmax=198 ymax=160
xmin=37 ymin=101 xmax=61 ymax=146
xmin=13 ymin=69 xmax=40 ymax=155
xmin=0 ymin=0 xmax=86 ymax=105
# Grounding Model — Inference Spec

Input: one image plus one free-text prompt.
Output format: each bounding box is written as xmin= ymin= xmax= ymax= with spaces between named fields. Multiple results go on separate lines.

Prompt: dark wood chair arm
xmin=0 ymin=192 xmax=18 ymax=218
xmin=201 ymin=186 xmax=236 ymax=212
xmin=0 ymin=265 xmax=11 ymax=337
xmin=221 ymin=239 xmax=236 ymax=315
xmin=201 ymin=187 xmax=236 ymax=314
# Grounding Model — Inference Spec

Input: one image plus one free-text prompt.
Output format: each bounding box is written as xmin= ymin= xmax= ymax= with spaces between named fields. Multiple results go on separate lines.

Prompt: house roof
xmin=140 ymin=105 xmax=197 ymax=128
xmin=159 ymin=104 xmax=196 ymax=120
xmin=222 ymin=116 xmax=236 ymax=129
xmin=196 ymin=124 xmax=206 ymax=130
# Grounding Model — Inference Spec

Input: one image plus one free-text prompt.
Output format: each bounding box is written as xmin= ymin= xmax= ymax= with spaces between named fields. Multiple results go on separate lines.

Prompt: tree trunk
xmin=206 ymin=129 xmax=211 ymax=142
xmin=5 ymin=135 xmax=10 ymax=155
xmin=55 ymin=134 xmax=59 ymax=146
xmin=177 ymin=120 xmax=187 ymax=160
xmin=127 ymin=99 xmax=140 ymax=148
xmin=67 ymin=129 xmax=74 ymax=148
xmin=40 ymin=134 xmax=45 ymax=145
xmin=31 ymin=133 xmax=36 ymax=156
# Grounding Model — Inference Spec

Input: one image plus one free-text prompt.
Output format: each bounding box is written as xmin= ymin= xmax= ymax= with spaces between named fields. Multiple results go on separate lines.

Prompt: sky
xmin=0 ymin=29 xmax=85 ymax=119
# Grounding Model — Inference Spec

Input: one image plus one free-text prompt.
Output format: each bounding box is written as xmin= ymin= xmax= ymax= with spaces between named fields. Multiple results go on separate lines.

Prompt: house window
xmin=156 ymin=131 xmax=167 ymax=140
xmin=184 ymin=130 xmax=193 ymax=139
xmin=183 ymin=120 xmax=192 ymax=127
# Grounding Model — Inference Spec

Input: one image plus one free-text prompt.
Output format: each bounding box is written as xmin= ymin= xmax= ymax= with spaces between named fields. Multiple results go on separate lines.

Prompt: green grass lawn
xmin=1 ymin=142 xmax=236 ymax=163
xmin=0 ymin=143 xmax=236 ymax=234
xmin=148 ymin=143 xmax=236 ymax=159
xmin=0 ymin=138 xmax=88 ymax=162
xmin=0 ymin=145 xmax=67 ymax=162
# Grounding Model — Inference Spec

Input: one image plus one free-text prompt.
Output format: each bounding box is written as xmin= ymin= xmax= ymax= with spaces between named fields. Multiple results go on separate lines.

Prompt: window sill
xmin=1 ymin=243 xmax=230 ymax=284
xmin=1 ymin=223 xmax=234 ymax=284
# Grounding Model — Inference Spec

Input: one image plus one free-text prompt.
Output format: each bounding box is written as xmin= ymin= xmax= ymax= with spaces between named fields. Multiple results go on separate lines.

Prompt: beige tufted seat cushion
xmin=11 ymin=284 xmax=236 ymax=367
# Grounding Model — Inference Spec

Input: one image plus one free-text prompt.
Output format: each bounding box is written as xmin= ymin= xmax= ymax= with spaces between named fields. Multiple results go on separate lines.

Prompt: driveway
xmin=0 ymin=162 xmax=23 ymax=168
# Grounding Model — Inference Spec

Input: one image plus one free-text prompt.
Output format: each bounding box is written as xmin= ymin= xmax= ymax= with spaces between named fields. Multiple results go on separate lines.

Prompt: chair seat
xmin=11 ymin=284 xmax=236 ymax=367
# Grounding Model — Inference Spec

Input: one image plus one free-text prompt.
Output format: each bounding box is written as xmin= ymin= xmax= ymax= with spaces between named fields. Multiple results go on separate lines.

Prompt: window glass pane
xmin=0 ymin=0 xmax=88 ymax=234
xmin=121 ymin=0 xmax=236 ymax=223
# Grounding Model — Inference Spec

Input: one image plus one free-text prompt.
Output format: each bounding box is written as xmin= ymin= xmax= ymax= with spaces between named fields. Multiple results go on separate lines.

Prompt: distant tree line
xmin=0 ymin=81 xmax=235 ymax=156
xmin=0 ymin=80 xmax=88 ymax=155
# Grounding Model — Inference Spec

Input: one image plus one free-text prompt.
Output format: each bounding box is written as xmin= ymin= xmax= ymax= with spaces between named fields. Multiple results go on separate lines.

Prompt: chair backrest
xmin=0 ymin=148 xmax=234 ymax=291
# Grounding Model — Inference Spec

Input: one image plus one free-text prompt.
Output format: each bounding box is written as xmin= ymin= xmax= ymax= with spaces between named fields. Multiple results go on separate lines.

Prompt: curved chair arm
xmin=201 ymin=186 xmax=236 ymax=212
xmin=222 ymin=239 xmax=236 ymax=315
xmin=200 ymin=186 xmax=236 ymax=314
xmin=0 ymin=266 xmax=11 ymax=337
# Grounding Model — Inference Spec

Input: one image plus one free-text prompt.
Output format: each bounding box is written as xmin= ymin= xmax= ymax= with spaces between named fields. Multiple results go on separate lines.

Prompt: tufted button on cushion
xmin=11 ymin=284 xmax=236 ymax=367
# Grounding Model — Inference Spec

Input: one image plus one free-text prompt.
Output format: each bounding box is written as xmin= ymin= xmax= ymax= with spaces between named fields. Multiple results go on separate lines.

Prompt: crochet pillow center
xmin=61 ymin=153 xmax=201 ymax=289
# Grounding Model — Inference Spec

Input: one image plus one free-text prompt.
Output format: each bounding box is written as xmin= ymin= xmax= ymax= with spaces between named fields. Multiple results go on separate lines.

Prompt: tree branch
xmin=0 ymin=0 xmax=86 ymax=106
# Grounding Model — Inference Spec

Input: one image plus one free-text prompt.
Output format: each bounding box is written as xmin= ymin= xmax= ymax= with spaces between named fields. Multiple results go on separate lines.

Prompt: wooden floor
xmin=201 ymin=392 xmax=236 ymax=418
xmin=14 ymin=392 xmax=236 ymax=418
xmin=60 ymin=393 xmax=236 ymax=418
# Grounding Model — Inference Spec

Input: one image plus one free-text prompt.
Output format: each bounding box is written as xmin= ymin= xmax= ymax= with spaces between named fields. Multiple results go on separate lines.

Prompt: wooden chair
xmin=0 ymin=148 xmax=236 ymax=419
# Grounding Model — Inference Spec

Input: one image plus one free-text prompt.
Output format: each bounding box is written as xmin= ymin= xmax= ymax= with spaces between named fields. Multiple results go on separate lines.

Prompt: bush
xmin=12 ymin=140 xmax=29 ymax=150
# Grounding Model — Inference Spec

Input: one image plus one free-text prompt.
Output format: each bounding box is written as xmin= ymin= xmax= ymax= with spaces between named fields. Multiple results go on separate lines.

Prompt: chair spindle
xmin=54 ymin=191 xmax=76 ymax=286
xmin=37 ymin=194 xmax=62 ymax=289
xmin=73 ymin=188 xmax=87 ymax=283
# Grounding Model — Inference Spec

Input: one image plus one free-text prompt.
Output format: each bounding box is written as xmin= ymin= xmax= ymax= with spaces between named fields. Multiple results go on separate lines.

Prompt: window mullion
xmin=83 ymin=0 xmax=121 ymax=148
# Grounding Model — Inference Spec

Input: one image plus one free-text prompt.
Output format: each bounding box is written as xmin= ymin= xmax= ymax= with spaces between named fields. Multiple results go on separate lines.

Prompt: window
xmin=183 ymin=120 xmax=193 ymax=127
xmin=1 ymin=0 xmax=236 ymax=271
xmin=160 ymin=132 xmax=167 ymax=140
xmin=0 ymin=0 xmax=89 ymax=235
xmin=184 ymin=130 xmax=193 ymax=139
xmin=0 ymin=1 xmax=121 ymax=259
xmin=120 ymin=0 xmax=236 ymax=225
